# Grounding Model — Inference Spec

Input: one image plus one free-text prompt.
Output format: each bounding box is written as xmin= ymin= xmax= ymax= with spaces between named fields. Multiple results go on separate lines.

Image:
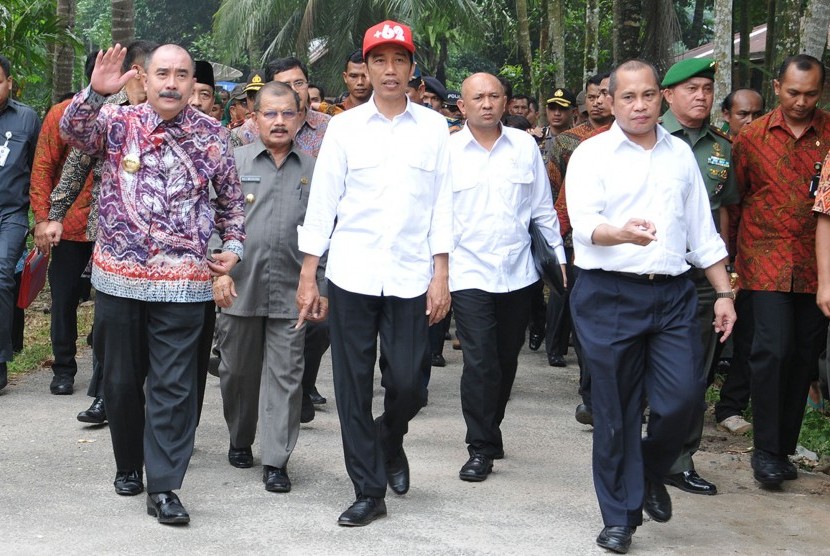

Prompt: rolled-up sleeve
xmin=684 ymin=153 xmax=728 ymax=268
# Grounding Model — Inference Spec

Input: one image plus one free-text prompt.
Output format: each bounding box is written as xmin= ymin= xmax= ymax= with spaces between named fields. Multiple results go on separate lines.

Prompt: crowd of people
xmin=0 ymin=17 xmax=828 ymax=554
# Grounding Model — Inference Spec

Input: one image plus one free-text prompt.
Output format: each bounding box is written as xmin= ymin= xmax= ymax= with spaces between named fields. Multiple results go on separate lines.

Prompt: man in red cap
xmin=296 ymin=20 xmax=452 ymax=527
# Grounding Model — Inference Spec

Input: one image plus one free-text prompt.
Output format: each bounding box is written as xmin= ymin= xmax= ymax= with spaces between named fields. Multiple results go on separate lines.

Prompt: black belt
xmin=605 ymin=270 xmax=679 ymax=283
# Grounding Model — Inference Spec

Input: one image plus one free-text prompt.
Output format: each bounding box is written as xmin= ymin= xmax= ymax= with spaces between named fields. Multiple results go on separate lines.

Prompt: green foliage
xmin=0 ymin=0 xmax=82 ymax=113
xmin=76 ymin=0 xmax=112 ymax=51
xmin=799 ymin=407 xmax=830 ymax=458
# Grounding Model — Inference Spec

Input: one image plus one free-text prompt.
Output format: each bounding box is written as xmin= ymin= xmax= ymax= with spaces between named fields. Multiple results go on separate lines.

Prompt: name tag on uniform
xmin=707 ymin=156 xmax=729 ymax=168
xmin=240 ymin=175 xmax=261 ymax=183
xmin=0 ymin=131 xmax=11 ymax=167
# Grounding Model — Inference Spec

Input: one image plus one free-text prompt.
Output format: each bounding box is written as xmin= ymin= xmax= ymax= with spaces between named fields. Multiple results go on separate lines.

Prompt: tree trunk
xmin=641 ymin=0 xmax=682 ymax=74
xmin=614 ymin=0 xmax=642 ymax=64
xmin=548 ymin=0 xmax=565 ymax=85
xmin=111 ymin=0 xmax=135 ymax=46
xmin=516 ymin=0 xmax=534 ymax=90
xmin=767 ymin=0 xmax=801 ymax=102
xmin=687 ymin=0 xmax=707 ymax=48
xmin=712 ymin=0 xmax=733 ymax=127
xmin=52 ymin=0 xmax=76 ymax=104
xmin=435 ymin=35 xmax=449 ymax=85
xmin=539 ymin=0 xmax=550 ymax=104
xmin=584 ymin=0 xmax=600 ymax=84
xmin=737 ymin=0 xmax=751 ymax=88
xmin=800 ymin=0 xmax=830 ymax=59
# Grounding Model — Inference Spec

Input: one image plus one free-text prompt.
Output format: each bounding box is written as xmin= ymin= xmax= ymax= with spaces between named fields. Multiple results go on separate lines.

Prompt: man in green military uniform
xmin=659 ymin=57 xmax=738 ymax=497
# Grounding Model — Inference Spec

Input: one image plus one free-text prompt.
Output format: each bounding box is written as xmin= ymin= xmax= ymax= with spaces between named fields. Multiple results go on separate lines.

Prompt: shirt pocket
xmin=498 ymin=168 xmax=534 ymax=210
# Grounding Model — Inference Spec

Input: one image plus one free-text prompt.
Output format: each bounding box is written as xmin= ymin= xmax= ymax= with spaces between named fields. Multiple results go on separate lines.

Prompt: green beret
xmin=661 ymin=58 xmax=716 ymax=88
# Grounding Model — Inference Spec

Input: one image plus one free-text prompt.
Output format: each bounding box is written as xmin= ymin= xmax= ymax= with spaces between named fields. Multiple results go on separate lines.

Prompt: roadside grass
xmin=7 ymin=284 xmax=94 ymax=377
xmin=707 ymin=374 xmax=830 ymax=459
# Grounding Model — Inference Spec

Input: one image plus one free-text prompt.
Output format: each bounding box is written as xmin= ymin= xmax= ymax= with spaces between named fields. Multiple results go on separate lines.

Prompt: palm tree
xmin=111 ymin=0 xmax=134 ymax=45
xmin=52 ymin=0 xmax=78 ymax=103
xmin=213 ymin=0 xmax=482 ymax=90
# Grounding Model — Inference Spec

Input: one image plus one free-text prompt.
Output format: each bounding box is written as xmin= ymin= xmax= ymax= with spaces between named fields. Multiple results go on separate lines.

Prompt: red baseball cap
xmin=362 ymin=20 xmax=415 ymax=58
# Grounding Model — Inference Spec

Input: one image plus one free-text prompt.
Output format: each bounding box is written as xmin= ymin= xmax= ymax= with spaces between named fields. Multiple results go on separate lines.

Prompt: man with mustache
xmin=214 ymin=80 xmax=324 ymax=493
xmin=58 ymin=44 xmax=245 ymax=524
xmin=659 ymin=57 xmax=739 ymax=497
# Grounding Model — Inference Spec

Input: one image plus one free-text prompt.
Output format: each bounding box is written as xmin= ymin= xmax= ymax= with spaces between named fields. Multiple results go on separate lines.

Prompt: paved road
xmin=0 ymin=344 xmax=826 ymax=555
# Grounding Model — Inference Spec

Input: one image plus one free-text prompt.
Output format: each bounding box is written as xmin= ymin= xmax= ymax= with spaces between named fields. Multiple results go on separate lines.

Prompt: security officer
xmin=659 ymin=57 xmax=738 ymax=497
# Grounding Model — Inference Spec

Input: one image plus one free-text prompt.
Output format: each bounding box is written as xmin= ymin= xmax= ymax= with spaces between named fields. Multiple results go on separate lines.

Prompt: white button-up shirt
xmin=567 ymin=122 xmax=727 ymax=274
xmin=448 ymin=124 xmax=566 ymax=293
xmin=297 ymin=95 xmax=452 ymax=297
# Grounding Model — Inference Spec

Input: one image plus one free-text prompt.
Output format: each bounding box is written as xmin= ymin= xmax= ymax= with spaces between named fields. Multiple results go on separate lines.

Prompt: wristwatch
xmin=716 ymin=291 xmax=736 ymax=300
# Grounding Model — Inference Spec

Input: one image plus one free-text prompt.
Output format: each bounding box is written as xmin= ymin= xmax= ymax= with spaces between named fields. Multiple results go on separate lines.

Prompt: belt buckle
xmin=648 ymin=273 xmax=656 ymax=281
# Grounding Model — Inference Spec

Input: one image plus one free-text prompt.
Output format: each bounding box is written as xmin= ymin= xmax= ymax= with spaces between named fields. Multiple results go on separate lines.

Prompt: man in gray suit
xmin=213 ymin=81 xmax=326 ymax=492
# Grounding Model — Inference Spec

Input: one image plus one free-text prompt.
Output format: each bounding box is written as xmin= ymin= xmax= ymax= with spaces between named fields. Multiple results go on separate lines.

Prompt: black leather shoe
xmin=309 ymin=387 xmax=326 ymax=405
xmin=0 ymin=362 xmax=7 ymax=391
xmin=596 ymin=526 xmax=636 ymax=554
xmin=575 ymin=404 xmax=594 ymax=425
xmin=548 ymin=354 xmax=566 ymax=367
xmin=113 ymin=470 xmax=144 ymax=496
xmin=301 ymin=396 xmax=316 ymax=423
xmin=459 ymin=453 xmax=493 ymax=482
xmin=780 ymin=457 xmax=798 ymax=480
xmin=431 ymin=353 xmax=446 ymax=367
xmin=493 ymin=449 xmax=505 ymax=460
xmin=146 ymin=491 xmax=190 ymax=524
xmin=77 ymin=397 xmax=107 ymax=424
xmin=528 ymin=331 xmax=544 ymax=351
xmin=228 ymin=445 xmax=253 ymax=468
xmin=337 ymin=496 xmax=387 ymax=527
xmin=386 ymin=448 xmax=410 ymax=495
xmin=751 ymin=449 xmax=786 ymax=486
xmin=262 ymin=465 xmax=291 ymax=492
xmin=50 ymin=375 xmax=74 ymax=395
xmin=664 ymin=470 xmax=717 ymax=495
xmin=643 ymin=479 xmax=672 ymax=522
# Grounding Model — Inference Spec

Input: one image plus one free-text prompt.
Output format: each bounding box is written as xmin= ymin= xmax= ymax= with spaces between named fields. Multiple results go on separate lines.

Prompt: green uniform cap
xmin=661 ymin=58 xmax=716 ymax=88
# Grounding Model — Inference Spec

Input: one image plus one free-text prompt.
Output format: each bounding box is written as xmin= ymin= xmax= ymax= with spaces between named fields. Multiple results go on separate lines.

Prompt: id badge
xmin=0 ymin=145 xmax=9 ymax=167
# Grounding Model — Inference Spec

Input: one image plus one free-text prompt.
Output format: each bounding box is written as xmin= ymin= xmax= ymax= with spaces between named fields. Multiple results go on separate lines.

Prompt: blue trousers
xmin=0 ymin=210 xmax=28 ymax=363
xmin=570 ymin=270 xmax=704 ymax=526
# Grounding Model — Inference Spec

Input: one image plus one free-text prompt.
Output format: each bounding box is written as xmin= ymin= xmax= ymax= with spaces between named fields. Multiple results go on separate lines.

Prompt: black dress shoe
xmin=528 ymin=331 xmax=544 ymax=351
xmin=386 ymin=448 xmax=410 ymax=495
xmin=309 ymin=387 xmax=326 ymax=405
xmin=228 ymin=445 xmax=253 ymax=468
xmin=301 ymin=396 xmax=316 ymax=423
xmin=0 ymin=362 xmax=7 ymax=391
xmin=493 ymin=449 xmax=505 ymax=460
xmin=643 ymin=479 xmax=672 ymax=522
xmin=780 ymin=457 xmax=798 ymax=480
xmin=575 ymin=403 xmax=594 ymax=425
xmin=50 ymin=375 xmax=74 ymax=395
xmin=146 ymin=491 xmax=190 ymax=525
xmin=751 ymin=449 xmax=786 ymax=486
xmin=113 ymin=470 xmax=144 ymax=496
xmin=548 ymin=353 xmax=566 ymax=367
xmin=262 ymin=465 xmax=291 ymax=492
xmin=337 ymin=496 xmax=387 ymax=527
xmin=664 ymin=470 xmax=717 ymax=495
xmin=431 ymin=353 xmax=446 ymax=367
xmin=596 ymin=526 xmax=636 ymax=554
xmin=459 ymin=453 xmax=493 ymax=482
xmin=77 ymin=397 xmax=107 ymax=424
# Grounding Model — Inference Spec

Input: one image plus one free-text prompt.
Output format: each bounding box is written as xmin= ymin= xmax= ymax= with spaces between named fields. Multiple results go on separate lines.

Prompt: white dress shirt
xmin=297 ymin=95 xmax=452 ymax=297
xmin=448 ymin=124 xmax=566 ymax=293
xmin=567 ymin=122 xmax=727 ymax=274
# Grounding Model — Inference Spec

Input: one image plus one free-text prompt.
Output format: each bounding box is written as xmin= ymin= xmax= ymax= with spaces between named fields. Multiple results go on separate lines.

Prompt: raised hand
xmin=90 ymin=44 xmax=138 ymax=96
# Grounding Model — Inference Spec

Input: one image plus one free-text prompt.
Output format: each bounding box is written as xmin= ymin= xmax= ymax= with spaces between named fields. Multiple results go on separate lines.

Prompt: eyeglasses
xmin=257 ymin=110 xmax=299 ymax=121
xmin=279 ymin=79 xmax=308 ymax=89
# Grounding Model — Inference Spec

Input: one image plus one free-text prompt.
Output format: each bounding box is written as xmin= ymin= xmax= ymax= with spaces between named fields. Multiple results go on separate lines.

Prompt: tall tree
xmin=736 ymin=0 xmax=751 ymax=88
xmin=583 ymin=0 xmax=600 ymax=83
xmin=52 ymin=0 xmax=77 ymax=104
xmin=712 ymin=0 xmax=732 ymax=126
xmin=641 ymin=0 xmax=682 ymax=73
xmin=799 ymin=0 xmax=830 ymax=59
xmin=613 ymin=0 xmax=641 ymax=64
xmin=515 ymin=0 xmax=534 ymax=89
xmin=547 ymin=0 xmax=565 ymax=85
xmin=686 ymin=0 xmax=707 ymax=48
xmin=111 ymin=0 xmax=134 ymax=45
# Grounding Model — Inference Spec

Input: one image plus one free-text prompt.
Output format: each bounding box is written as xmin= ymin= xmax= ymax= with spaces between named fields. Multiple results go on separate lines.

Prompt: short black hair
xmin=586 ymin=71 xmax=611 ymax=89
xmin=721 ymin=88 xmax=765 ymax=112
xmin=344 ymin=49 xmax=364 ymax=71
xmin=124 ymin=40 xmax=159 ymax=73
xmin=254 ymin=81 xmax=301 ymax=112
xmin=0 ymin=55 xmax=10 ymax=79
xmin=265 ymin=57 xmax=309 ymax=81
xmin=528 ymin=97 xmax=538 ymax=112
xmin=609 ymin=59 xmax=660 ymax=97
xmin=778 ymin=54 xmax=826 ymax=85
xmin=497 ymin=76 xmax=513 ymax=101
xmin=504 ymin=114 xmax=532 ymax=131
xmin=511 ymin=93 xmax=530 ymax=105
xmin=308 ymin=83 xmax=325 ymax=98
xmin=84 ymin=51 xmax=100 ymax=82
